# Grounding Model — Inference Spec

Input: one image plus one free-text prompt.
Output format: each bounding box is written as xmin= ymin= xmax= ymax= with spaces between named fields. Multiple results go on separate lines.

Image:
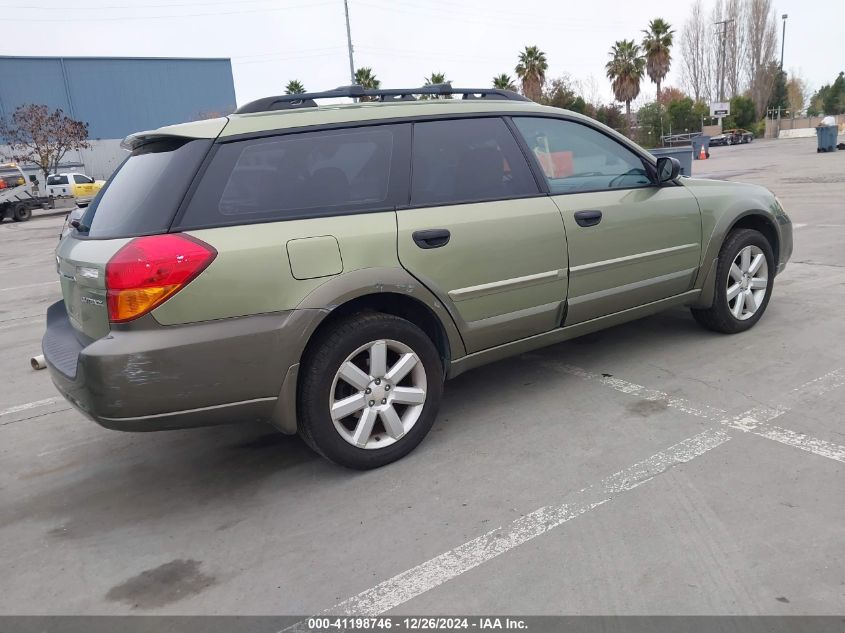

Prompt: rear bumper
xmin=42 ymin=300 xmax=324 ymax=432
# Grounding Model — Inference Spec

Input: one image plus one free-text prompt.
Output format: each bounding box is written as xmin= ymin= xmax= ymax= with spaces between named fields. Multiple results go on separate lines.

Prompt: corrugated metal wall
xmin=0 ymin=56 xmax=236 ymax=140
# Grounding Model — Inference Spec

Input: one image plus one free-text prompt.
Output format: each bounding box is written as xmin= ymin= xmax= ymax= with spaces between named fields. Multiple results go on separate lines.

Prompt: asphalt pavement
xmin=0 ymin=136 xmax=843 ymax=616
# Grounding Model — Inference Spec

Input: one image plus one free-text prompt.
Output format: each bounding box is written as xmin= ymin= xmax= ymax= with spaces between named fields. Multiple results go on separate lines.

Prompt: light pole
xmin=344 ymin=0 xmax=355 ymax=85
xmin=780 ymin=14 xmax=788 ymax=69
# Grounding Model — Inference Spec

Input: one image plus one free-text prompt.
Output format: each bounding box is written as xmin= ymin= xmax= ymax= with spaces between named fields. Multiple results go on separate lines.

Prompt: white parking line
xmin=544 ymin=361 xmax=845 ymax=464
xmin=0 ymin=397 xmax=63 ymax=418
xmin=283 ymin=428 xmax=730 ymax=626
xmin=555 ymin=364 xmax=727 ymax=421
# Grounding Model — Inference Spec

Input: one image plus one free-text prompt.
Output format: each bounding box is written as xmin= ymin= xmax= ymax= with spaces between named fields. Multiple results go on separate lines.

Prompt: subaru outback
xmin=42 ymin=84 xmax=793 ymax=469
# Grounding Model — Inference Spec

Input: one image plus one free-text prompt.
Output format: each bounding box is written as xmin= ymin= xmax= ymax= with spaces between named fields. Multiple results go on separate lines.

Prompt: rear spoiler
xmin=121 ymin=117 xmax=230 ymax=151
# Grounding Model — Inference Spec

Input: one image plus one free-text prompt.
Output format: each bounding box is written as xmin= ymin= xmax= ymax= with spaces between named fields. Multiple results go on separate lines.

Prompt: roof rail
xmin=234 ymin=83 xmax=529 ymax=114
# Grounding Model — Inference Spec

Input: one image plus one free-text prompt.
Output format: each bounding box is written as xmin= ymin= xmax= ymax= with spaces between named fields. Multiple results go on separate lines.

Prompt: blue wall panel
xmin=0 ymin=57 xmax=236 ymax=140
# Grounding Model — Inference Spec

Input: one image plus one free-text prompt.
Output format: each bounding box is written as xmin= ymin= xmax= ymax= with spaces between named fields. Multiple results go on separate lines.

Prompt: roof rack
xmin=234 ymin=83 xmax=529 ymax=114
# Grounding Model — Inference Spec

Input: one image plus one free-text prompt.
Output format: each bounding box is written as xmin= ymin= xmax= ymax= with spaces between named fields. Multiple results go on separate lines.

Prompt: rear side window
xmin=410 ymin=117 xmax=539 ymax=207
xmin=77 ymin=138 xmax=212 ymax=239
xmin=178 ymin=125 xmax=404 ymax=228
xmin=48 ymin=175 xmax=68 ymax=185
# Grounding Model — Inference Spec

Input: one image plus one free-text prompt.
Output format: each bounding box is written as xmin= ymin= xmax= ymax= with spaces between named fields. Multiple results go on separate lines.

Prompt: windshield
xmin=76 ymin=138 xmax=212 ymax=239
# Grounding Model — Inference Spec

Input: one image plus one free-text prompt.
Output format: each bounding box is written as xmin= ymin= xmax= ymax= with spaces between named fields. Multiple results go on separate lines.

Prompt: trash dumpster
xmin=650 ymin=146 xmax=693 ymax=176
xmin=691 ymin=135 xmax=711 ymax=159
xmin=816 ymin=126 xmax=838 ymax=153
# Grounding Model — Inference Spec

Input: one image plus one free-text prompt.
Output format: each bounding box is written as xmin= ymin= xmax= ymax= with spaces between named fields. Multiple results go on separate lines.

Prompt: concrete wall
xmin=766 ymin=114 xmax=845 ymax=139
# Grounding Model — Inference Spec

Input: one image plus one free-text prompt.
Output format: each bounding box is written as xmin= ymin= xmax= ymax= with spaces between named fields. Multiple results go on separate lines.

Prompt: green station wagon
xmin=43 ymin=85 xmax=793 ymax=469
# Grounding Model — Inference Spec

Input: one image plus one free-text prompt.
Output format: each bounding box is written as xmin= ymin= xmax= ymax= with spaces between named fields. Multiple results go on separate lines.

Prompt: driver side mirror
xmin=656 ymin=156 xmax=681 ymax=184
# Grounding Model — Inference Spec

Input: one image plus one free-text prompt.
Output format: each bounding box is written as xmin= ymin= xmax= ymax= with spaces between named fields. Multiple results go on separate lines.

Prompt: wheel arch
xmin=693 ymin=210 xmax=780 ymax=309
xmin=270 ymin=268 xmax=466 ymax=434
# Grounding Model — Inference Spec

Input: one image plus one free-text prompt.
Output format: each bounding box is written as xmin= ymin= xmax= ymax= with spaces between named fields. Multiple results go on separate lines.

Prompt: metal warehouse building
xmin=0 ymin=56 xmax=237 ymax=179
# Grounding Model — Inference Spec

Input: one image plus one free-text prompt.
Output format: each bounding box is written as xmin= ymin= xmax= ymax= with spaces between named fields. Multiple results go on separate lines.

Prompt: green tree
xmin=810 ymin=71 xmax=845 ymax=115
xmin=515 ymin=46 xmax=548 ymax=102
xmin=492 ymin=73 xmax=517 ymax=91
xmin=421 ymin=72 xmax=452 ymax=99
xmin=666 ymin=96 xmax=707 ymax=134
xmin=634 ymin=101 xmax=666 ymax=147
xmin=595 ymin=103 xmax=624 ymax=130
xmin=540 ymin=76 xmax=576 ymax=109
xmin=641 ymin=18 xmax=674 ymax=104
xmin=606 ymin=39 xmax=646 ymax=130
xmin=723 ymin=95 xmax=756 ymax=130
xmin=284 ymin=80 xmax=306 ymax=95
xmin=354 ymin=67 xmax=381 ymax=101
xmin=766 ymin=68 xmax=789 ymax=112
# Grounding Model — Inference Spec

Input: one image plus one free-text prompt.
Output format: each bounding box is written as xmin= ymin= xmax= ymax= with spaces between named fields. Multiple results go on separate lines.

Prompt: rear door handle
xmin=574 ymin=210 xmax=602 ymax=227
xmin=412 ymin=229 xmax=451 ymax=249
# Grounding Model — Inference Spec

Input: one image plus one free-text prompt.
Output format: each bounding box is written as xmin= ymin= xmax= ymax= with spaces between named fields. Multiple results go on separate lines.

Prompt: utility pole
xmin=344 ymin=0 xmax=355 ymax=85
xmin=780 ymin=14 xmax=788 ymax=68
xmin=714 ymin=18 xmax=734 ymax=103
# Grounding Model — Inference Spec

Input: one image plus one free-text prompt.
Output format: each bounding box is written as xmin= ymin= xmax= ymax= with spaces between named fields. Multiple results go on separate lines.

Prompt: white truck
xmin=45 ymin=172 xmax=104 ymax=206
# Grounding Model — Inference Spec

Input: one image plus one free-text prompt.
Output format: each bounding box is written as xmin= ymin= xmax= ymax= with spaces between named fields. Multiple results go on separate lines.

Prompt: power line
xmin=2 ymin=0 xmax=333 ymax=21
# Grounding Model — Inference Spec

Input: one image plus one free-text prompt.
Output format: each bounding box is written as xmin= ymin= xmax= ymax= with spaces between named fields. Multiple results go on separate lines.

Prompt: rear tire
xmin=11 ymin=204 xmax=31 ymax=222
xmin=298 ymin=312 xmax=444 ymax=469
xmin=691 ymin=228 xmax=775 ymax=334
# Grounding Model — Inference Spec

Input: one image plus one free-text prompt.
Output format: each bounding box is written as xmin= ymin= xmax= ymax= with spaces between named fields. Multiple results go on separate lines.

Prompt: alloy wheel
xmin=727 ymin=245 xmax=768 ymax=321
xmin=329 ymin=339 xmax=427 ymax=450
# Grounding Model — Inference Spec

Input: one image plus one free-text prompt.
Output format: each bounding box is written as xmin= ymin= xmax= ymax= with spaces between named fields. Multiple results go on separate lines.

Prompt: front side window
xmin=73 ymin=174 xmax=94 ymax=184
xmin=410 ymin=117 xmax=539 ymax=207
xmin=179 ymin=125 xmax=400 ymax=228
xmin=512 ymin=117 xmax=652 ymax=194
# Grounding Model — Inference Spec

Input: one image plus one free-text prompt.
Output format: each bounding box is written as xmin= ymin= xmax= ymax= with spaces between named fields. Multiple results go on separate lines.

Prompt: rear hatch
xmin=58 ymin=135 xmax=215 ymax=341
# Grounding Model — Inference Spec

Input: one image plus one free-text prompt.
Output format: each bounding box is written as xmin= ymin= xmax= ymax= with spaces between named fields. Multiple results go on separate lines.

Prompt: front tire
xmin=298 ymin=312 xmax=444 ymax=469
xmin=691 ymin=229 xmax=775 ymax=334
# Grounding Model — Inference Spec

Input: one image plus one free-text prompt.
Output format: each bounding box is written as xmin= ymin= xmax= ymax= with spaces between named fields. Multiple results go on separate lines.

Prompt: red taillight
xmin=106 ymin=234 xmax=216 ymax=322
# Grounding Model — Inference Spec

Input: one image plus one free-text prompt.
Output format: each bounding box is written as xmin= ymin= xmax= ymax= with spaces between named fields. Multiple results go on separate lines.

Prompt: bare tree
xmin=681 ymin=0 xmax=708 ymax=102
xmin=0 ymin=104 xmax=89 ymax=182
xmin=745 ymin=0 xmax=779 ymax=116
xmin=786 ymin=72 xmax=808 ymax=113
xmin=723 ymin=0 xmax=747 ymax=98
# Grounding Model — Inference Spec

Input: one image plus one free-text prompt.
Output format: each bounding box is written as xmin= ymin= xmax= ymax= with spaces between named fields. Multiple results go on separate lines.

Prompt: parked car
xmin=45 ymin=172 xmax=105 ymax=205
xmin=42 ymin=85 xmax=793 ymax=469
xmin=710 ymin=128 xmax=754 ymax=146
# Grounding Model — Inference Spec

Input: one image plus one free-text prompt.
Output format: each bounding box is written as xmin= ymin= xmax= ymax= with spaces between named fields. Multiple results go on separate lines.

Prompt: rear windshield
xmin=77 ymin=138 xmax=212 ymax=239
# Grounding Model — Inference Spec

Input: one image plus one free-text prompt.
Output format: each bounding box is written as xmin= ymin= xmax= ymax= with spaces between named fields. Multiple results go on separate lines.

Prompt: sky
xmin=3 ymin=0 xmax=844 ymax=108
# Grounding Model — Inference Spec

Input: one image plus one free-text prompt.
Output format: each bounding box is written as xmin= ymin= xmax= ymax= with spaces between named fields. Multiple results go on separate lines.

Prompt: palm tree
xmin=284 ymin=80 xmax=305 ymax=95
xmin=641 ymin=18 xmax=674 ymax=104
xmin=354 ymin=67 xmax=381 ymax=101
xmin=492 ymin=73 xmax=517 ymax=91
xmin=515 ymin=46 xmax=548 ymax=102
xmin=605 ymin=39 xmax=645 ymax=130
xmin=422 ymin=72 xmax=452 ymax=99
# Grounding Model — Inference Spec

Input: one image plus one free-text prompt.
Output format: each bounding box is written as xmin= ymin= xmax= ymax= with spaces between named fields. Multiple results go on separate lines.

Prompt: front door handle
xmin=412 ymin=229 xmax=451 ymax=249
xmin=574 ymin=210 xmax=602 ymax=227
